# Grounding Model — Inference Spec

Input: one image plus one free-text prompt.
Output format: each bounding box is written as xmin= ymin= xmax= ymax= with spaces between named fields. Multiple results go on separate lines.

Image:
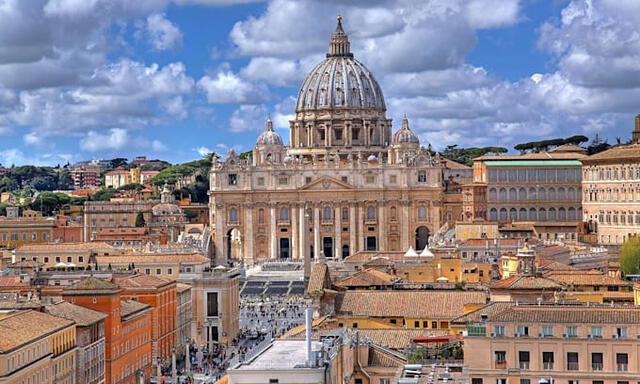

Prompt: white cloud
xmin=194 ymin=146 xmax=213 ymax=156
xmin=23 ymin=132 xmax=44 ymax=146
xmin=173 ymin=0 xmax=265 ymax=5
xmin=80 ymin=128 xmax=130 ymax=152
xmin=464 ymin=0 xmax=521 ymax=29
xmin=146 ymin=13 xmax=183 ymax=51
xmin=198 ymin=70 xmax=269 ymax=104
xmin=229 ymin=104 xmax=268 ymax=132
xmin=0 ymin=148 xmax=74 ymax=166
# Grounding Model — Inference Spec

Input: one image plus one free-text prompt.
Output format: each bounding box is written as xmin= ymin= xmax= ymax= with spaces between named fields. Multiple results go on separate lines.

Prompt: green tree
xmin=0 ymin=177 xmax=18 ymax=192
xmin=620 ymin=236 xmax=640 ymax=275
xmin=91 ymin=188 xmax=117 ymax=201
xmin=135 ymin=212 xmax=146 ymax=227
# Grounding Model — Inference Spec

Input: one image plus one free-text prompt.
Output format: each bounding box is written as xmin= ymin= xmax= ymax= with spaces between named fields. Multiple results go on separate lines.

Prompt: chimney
xmin=305 ymin=307 xmax=313 ymax=367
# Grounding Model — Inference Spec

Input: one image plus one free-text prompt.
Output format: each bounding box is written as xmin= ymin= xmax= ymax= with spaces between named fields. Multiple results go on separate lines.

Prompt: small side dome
xmin=256 ymin=118 xmax=283 ymax=146
xmin=392 ymin=116 xmax=419 ymax=145
xmin=367 ymin=154 xmax=378 ymax=162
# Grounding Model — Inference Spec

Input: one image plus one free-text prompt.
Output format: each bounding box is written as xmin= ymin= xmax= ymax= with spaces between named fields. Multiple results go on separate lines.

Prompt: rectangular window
xmin=541 ymin=326 xmax=553 ymax=337
xmin=380 ymin=380 xmax=390 ymax=384
xmin=319 ymin=129 xmax=325 ymax=140
xmin=352 ymin=128 xmax=359 ymax=140
xmin=414 ymin=321 xmax=420 ymax=328
xmin=78 ymin=256 xmax=84 ymax=263
xmin=44 ymin=257 xmax=49 ymax=263
xmin=389 ymin=175 xmax=397 ymax=184
xmin=616 ymin=327 xmax=628 ymax=338
xmin=145 ymin=269 xmax=151 ymax=275
xmin=269 ymin=380 xmax=279 ymax=384
xmin=616 ymin=353 xmax=628 ymax=371
xmin=431 ymin=321 xmax=437 ymax=329
xmin=418 ymin=171 xmax=427 ymax=183
xmin=228 ymin=174 xmax=238 ymax=185
xmin=590 ymin=326 xmax=602 ymax=338
xmin=167 ymin=268 xmax=173 ymax=275
xmin=67 ymin=256 xmax=72 ymax=263
xmin=516 ymin=325 xmax=529 ymax=337
xmin=422 ymin=321 xmax=428 ymax=328
xmin=334 ymin=129 xmax=343 ymax=140
xmin=341 ymin=176 xmax=348 ymax=183
xmin=206 ymin=292 xmax=219 ymax=317
xmin=278 ymin=177 xmax=288 ymax=185
xmin=493 ymin=325 xmax=505 ymax=337
xmin=257 ymin=177 xmax=265 ymax=186
xmin=591 ymin=352 xmax=603 ymax=371
xmin=542 ymin=352 xmax=554 ymax=370
xmin=494 ymin=351 xmax=506 ymax=365
xmin=520 ymin=380 xmax=530 ymax=384
xmin=518 ymin=351 xmax=530 ymax=370
xmin=566 ymin=326 xmax=578 ymax=337
xmin=471 ymin=379 xmax=483 ymax=384
xmin=567 ymin=352 xmax=579 ymax=370
xmin=365 ymin=175 xmax=375 ymax=184
xmin=156 ymin=268 xmax=161 ymax=275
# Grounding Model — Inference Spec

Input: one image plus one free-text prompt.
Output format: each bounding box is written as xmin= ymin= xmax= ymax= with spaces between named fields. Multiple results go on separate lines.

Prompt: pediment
xmin=300 ymin=176 xmax=354 ymax=190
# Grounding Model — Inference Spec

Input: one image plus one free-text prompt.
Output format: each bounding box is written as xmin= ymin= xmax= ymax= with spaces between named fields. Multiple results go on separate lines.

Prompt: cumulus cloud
xmin=198 ymin=70 xmax=269 ymax=104
xmin=229 ymin=104 xmax=268 ymax=132
xmin=194 ymin=146 xmax=213 ymax=156
xmin=146 ymin=13 xmax=183 ymax=51
xmin=80 ymin=128 xmax=131 ymax=152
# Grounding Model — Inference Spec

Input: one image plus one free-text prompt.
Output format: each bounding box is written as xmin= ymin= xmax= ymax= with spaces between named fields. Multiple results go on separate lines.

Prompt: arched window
xmin=342 ymin=207 xmax=349 ymax=221
xmin=509 ymin=188 xmax=517 ymax=201
xmin=323 ymin=206 xmax=332 ymax=220
xmin=418 ymin=206 xmax=427 ymax=221
xmin=489 ymin=208 xmax=498 ymax=221
xmin=529 ymin=208 xmax=537 ymax=221
xmin=258 ymin=208 xmax=265 ymax=224
xmin=529 ymin=187 xmax=537 ymax=200
xmin=489 ymin=188 xmax=497 ymax=201
xmin=539 ymin=208 xmax=547 ymax=221
xmin=538 ymin=187 xmax=546 ymax=201
xmin=558 ymin=207 xmax=566 ymax=220
xmin=229 ymin=207 xmax=238 ymax=223
xmin=499 ymin=188 xmax=507 ymax=201
xmin=279 ymin=207 xmax=289 ymax=221
xmin=519 ymin=208 xmax=527 ymax=221
xmin=390 ymin=206 xmax=397 ymax=221
xmin=518 ymin=188 xmax=526 ymax=201
xmin=499 ymin=208 xmax=508 ymax=221
xmin=367 ymin=205 xmax=376 ymax=220
xmin=568 ymin=207 xmax=576 ymax=220
xmin=558 ymin=187 xmax=566 ymax=200
xmin=548 ymin=208 xmax=557 ymax=221
xmin=548 ymin=187 xmax=556 ymax=200
xmin=567 ymin=187 xmax=575 ymax=200
xmin=509 ymin=208 xmax=517 ymax=221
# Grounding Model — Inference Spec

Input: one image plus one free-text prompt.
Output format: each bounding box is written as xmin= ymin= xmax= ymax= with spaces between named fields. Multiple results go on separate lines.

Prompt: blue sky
xmin=1 ymin=0 xmax=639 ymax=166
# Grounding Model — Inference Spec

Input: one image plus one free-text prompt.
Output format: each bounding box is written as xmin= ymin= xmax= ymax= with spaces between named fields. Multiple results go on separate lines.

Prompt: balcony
xmin=518 ymin=362 xmax=529 ymax=370
xmin=277 ymin=219 xmax=290 ymax=226
xmin=591 ymin=363 xmax=603 ymax=371
xmin=364 ymin=218 xmax=377 ymax=225
xmin=321 ymin=218 xmax=334 ymax=225
xmin=617 ymin=363 xmax=628 ymax=372
xmin=543 ymin=362 xmax=553 ymax=370
xmin=495 ymin=361 xmax=507 ymax=369
xmin=567 ymin=362 xmax=579 ymax=371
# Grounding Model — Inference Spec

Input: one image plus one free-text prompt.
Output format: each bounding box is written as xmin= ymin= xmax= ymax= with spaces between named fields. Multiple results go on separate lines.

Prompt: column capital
xmin=215 ymin=203 xmax=224 ymax=209
xmin=244 ymin=202 xmax=255 ymax=209
xmin=399 ymin=200 xmax=411 ymax=207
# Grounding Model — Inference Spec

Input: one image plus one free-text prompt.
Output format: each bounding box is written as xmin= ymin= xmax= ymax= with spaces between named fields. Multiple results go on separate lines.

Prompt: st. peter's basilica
xmin=209 ymin=17 xmax=449 ymax=265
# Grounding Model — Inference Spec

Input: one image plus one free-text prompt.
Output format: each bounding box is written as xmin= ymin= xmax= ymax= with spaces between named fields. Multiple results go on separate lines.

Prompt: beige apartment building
xmin=457 ymin=302 xmax=640 ymax=384
xmin=179 ymin=267 xmax=240 ymax=348
xmin=0 ymin=310 xmax=77 ymax=384
xmin=209 ymin=18 xmax=446 ymax=265
xmin=581 ymin=116 xmax=640 ymax=245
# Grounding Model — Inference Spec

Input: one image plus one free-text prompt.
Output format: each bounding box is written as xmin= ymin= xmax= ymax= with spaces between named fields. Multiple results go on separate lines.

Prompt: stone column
xmin=400 ymin=200 xmax=410 ymax=250
xmin=300 ymin=205 xmax=310 ymax=281
xmin=291 ymin=204 xmax=298 ymax=259
xmin=214 ymin=203 xmax=224 ymax=265
xmin=269 ymin=203 xmax=277 ymax=259
xmin=378 ymin=203 xmax=387 ymax=251
xmin=313 ymin=205 xmax=320 ymax=259
xmin=244 ymin=203 xmax=254 ymax=265
xmin=334 ymin=204 xmax=341 ymax=258
xmin=349 ymin=202 xmax=357 ymax=256
xmin=357 ymin=204 xmax=365 ymax=252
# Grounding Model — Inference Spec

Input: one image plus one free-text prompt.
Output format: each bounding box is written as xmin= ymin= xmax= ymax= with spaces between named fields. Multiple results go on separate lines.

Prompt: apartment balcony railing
xmin=567 ymin=362 xmax=579 ymax=371
xmin=591 ymin=363 xmax=603 ymax=371
xmin=617 ymin=363 xmax=628 ymax=372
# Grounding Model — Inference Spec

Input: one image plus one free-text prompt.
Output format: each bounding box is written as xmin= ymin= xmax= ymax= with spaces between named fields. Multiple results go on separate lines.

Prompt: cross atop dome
xmin=328 ymin=15 xmax=352 ymax=58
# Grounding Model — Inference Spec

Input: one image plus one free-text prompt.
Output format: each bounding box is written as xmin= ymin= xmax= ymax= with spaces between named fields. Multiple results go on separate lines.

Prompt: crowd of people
xmin=239 ymin=295 xmax=310 ymax=339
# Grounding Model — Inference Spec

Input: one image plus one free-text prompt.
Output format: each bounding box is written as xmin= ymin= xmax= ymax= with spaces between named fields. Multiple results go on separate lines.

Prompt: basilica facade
xmin=209 ymin=18 xmax=446 ymax=265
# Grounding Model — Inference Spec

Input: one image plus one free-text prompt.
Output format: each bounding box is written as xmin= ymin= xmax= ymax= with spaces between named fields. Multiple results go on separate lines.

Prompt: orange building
xmin=117 ymin=274 xmax=177 ymax=364
xmin=62 ymin=277 xmax=153 ymax=384
xmin=52 ymin=215 xmax=84 ymax=243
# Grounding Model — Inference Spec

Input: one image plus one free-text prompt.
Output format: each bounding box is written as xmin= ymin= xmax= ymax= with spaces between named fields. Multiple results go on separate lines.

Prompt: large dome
xmin=295 ymin=17 xmax=386 ymax=112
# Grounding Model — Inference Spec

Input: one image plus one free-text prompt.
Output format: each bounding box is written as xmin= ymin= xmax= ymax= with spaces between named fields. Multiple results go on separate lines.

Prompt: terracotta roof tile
xmin=120 ymin=299 xmax=150 ymax=318
xmin=43 ymin=301 xmax=107 ymax=326
xmin=475 ymin=152 xmax=586 ymax=161
xmin=491 ymin=303 xmax=640 ymax=324
xmin=307 ymin=263 xmax=331 ymax=293
xmin=545 ymin=273 xmax=631 ymax=287
xmin=582 ymin=144 xmax=640 ymax=163
xmin=65 ymin=276 xmax=119 ymax=292
xmin=119 ymin=274 xmax=172 ymax=288
xmin=0 ymin=310 xmax=74 ymax=352
xmin=16 ymin=242 xmax=115 ymax=251
xmin=490 ymin=276 xmax=562 ymax=290
xmin=95 ymin=253 xmax=209 ymax=264
xmin=367 ymin=346 xmax=406 ymax=367
xmin=0 ymin=277 xmax=26 ymax=287
xmin=335 ymin=291 xmax=486 ymax=319
xmin=335 ymin=268 xmax=396 ymax=288
xmin=176 ymin=283 xmax=191 ymax=293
